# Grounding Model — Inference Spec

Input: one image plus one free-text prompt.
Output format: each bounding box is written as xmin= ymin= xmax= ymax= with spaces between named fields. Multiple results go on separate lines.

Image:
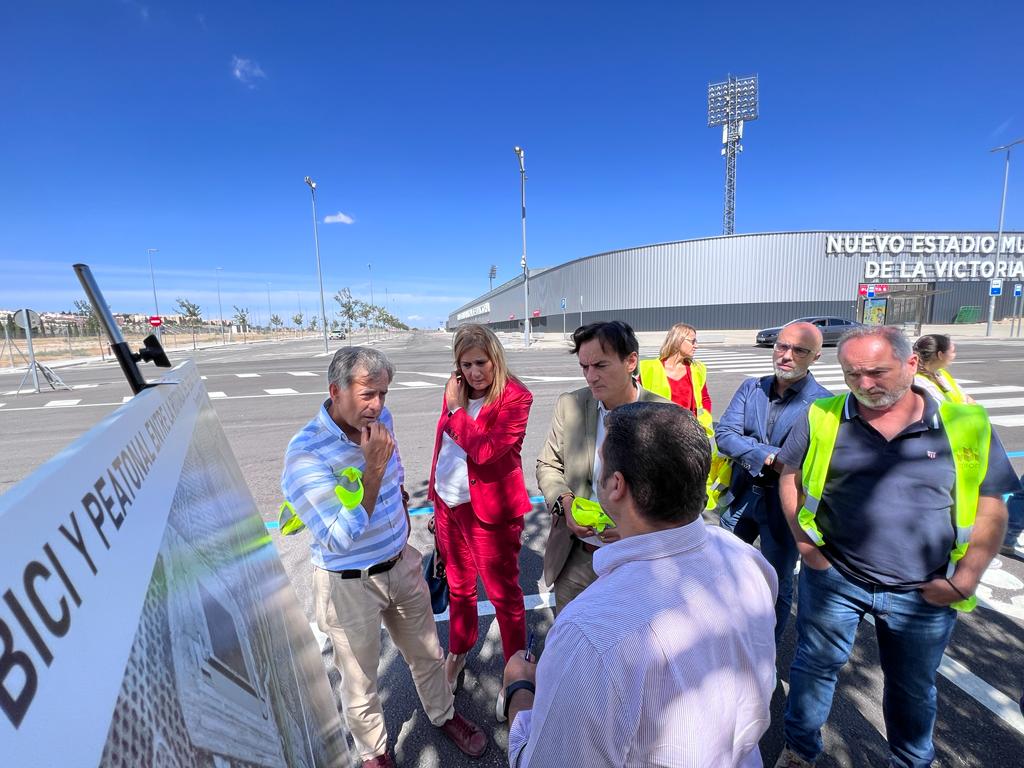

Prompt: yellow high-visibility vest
xmin=278 ymin=466 xmax=365 ymax=536
xmin=915 ymin=369 xmax=967 ymax=404
xmin=798 ymin=394 xmax=990 ymax=612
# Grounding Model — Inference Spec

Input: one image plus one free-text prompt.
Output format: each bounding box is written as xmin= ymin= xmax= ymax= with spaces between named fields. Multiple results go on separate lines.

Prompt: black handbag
xmin=424 ymin=516 xmax=449 ymax=614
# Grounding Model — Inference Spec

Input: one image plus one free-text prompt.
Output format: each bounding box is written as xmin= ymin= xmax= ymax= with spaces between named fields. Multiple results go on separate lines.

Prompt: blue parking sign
xmin=560 ymin=297 xmax=567 ymax=310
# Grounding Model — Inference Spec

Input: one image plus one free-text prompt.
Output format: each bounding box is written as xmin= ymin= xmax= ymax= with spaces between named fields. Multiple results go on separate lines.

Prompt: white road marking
xmin=960 ymin=386 xmax=1024 ymax=395
xmin=45 ymin=399 xmax=81 ymax=407
xmin=287 ymin=371 xmax=318 ymax=377
xmin=208 ymin=391 xmax=228 ymax=399
xmin=0 ymin=403 xmax=5 ymax=409
xmin=521 ymin=375 xmax=586 ymax=382
xmin=235 ymin=373 xmax=261 ymax=378
xmin=974 ymin=397 xmax=1024 ymax=409
xmin=397 ymin=380 xmax=442 ymax=388
xmin=397 ymin=370 xmax=452 ymax=379
xmin=122 ymin=396 xmax=132 ymax=403
xmin=71 ymin=384 xmax=98 ymax=389
xmin=265 ymin=388 xmax=299 ymax=395
xmin=990 ymin=415 xmax=1024 ymax=427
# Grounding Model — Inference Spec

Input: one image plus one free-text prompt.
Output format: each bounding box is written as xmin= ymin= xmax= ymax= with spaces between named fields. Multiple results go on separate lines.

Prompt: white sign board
xmin=0 ymin=362 xmax=348 ymax=766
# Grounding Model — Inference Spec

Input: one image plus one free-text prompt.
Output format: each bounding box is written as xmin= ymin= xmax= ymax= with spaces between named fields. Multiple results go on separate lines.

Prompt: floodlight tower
xmin=707 ymin=74 xmax=759 ymax=235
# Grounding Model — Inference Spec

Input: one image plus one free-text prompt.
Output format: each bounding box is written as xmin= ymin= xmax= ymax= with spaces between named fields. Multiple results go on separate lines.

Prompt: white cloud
xmin=231 ymin=56 xmax=266 ymax=89
xmin=324 ymin=211 xmax=355 ymax=225
xmin=408 ymin=314 xmax=423 ymax=321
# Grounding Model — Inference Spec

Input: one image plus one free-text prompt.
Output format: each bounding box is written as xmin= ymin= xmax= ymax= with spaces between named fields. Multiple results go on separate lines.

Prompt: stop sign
xmin=149 ymin=316 xmax=162 ymax=328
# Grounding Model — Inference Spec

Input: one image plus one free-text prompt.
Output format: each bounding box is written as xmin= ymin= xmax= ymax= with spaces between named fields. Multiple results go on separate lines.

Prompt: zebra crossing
xmin=696 ymin=350 xmax=1024 ymax=429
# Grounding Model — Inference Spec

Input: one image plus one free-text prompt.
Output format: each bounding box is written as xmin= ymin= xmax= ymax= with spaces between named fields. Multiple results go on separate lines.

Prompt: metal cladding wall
xmin=449 ymin=231 xmax=1024 ymax=331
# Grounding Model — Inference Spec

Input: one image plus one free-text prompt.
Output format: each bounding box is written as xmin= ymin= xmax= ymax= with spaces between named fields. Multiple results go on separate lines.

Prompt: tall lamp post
xmin=266 ymin=281 xmax=273 ymax=337
xmin=304 ymin=176 xmax=329 ymax=353
xmin=514 ymin=146 xmax=529 ymax=347
xmin=368 ymin=262 xmax=374 ymax=339
xmin=987 ymin=137 xmax=1024 ymax=337
xmin=146 ymin=248 xmax=160 ymax=339
xmin=215 ymin=267 xmax=226 ymax=345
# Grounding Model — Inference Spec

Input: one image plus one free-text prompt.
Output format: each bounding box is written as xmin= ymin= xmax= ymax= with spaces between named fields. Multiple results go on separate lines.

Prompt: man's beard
xmin=774 ymin=365 xmax=805 ymax=381
xmin=851 ymin=383 xmax=910 ymax=409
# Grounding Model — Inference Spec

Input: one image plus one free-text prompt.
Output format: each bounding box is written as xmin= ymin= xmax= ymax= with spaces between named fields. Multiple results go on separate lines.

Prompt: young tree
xmin=73 ymin=299 xmax=100 ymax=336
xmin=176 ymin=297 xmax=203 ymax=350
xmin=333 ymin=288 xmax=359 ymax=335
xmin=292 ymin=312 xmax=303 ymax=331
xmin=270 ymin=314 xmax=283 ymax=334
xmin=308 ymin=315 xmax=318 ymax=332
xmin=232 ymin=306 xmax=250 ymax=344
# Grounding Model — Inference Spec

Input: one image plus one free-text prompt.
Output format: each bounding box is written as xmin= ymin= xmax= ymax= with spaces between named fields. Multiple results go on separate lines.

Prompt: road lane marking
xmin=397 ymin=380 xmax=442 ymax=388
xmin=265 ymin=388 xmax=299 ymax=395
xmin=960 ymin=386 xmax=1024 ymax=395
xmin=44 ymin=399 xmax=81 ymax=407
xmin=974 ymin=397 xmax=1024 ymax=409
xmin=991 ymin=415 xmax=1024 ymax=427
xmin=287 ymin=371 xmax=318 ymax=377
xmin=71 ymin=384 xmax=98 ymax=389
xmin=235 ymin=373 xmax=261 ymax=378
xmin=208 ymin=391 xmax=228 ymax=399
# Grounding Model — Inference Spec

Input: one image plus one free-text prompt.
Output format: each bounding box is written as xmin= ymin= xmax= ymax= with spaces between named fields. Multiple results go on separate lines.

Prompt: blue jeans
xmin=1004 ymin=478 xmax=1024 ymax=547
xmin=720 ymin=485 xmax=798 ymax=642
xmin=784 ymin=564 xmax=957 ymax=768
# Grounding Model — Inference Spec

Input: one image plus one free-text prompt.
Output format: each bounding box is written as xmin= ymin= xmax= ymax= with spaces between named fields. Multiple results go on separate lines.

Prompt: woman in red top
xmin=638 ymin=323 xmax=712 ymax=416
xmin=428 ymin=324 xmax=533 ymax=696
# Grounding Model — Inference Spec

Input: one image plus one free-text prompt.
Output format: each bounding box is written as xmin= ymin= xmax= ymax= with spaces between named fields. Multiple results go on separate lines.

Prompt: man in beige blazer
xmin=536 ymin=321 xmax=668 ymax=613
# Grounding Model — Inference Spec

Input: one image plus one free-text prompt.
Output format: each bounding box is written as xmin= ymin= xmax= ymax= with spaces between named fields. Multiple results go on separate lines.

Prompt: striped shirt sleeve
xmin=283 ymin=439 xmax=371 ymax=554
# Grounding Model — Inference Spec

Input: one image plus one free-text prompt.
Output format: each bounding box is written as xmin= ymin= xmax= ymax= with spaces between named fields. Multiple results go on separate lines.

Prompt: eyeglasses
xmin=682 ymin=336 xmax=697 ymax=345
xmin=773 ymin=342 xmax=812 ymax=358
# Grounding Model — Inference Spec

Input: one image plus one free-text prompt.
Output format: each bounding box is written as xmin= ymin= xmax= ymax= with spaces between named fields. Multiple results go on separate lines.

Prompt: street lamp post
xmin=304 ymin=176 xmax=329 ymax=353
xmin=368 ymin=263 xmax=375 ymax=340
xmin=216 ymin=267 xmax=226 ymax=345
xmin=514 ymin=146 xmax=529 ymax=348
xmin=266 ymin=282 xmax=273 ymax=337
xmin=987 ymin=137 xmax=1024 ymax=337
xmin=146 ymin=248 xmax=160 ymax=339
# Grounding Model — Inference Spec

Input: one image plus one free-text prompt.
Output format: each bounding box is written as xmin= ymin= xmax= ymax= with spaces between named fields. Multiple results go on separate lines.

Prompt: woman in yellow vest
xmin=913 ymin=334 xmax=975 ymax=404
xmin=637 ymin=323 xmax=713 ymax=432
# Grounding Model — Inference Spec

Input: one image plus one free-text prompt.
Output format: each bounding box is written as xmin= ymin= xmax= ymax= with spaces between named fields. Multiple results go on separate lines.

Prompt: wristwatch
xmin=502 ymin=679 xmax=536 ymax=721
xmin=552 ymin=496 xmax=568 ymax=517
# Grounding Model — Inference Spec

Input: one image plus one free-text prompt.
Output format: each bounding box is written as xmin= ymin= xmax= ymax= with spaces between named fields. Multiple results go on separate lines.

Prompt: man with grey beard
xmin=773 ymin=325 xmax=1018 ymax=768
xmin=716 ymin=321 xmax=831 ymax=642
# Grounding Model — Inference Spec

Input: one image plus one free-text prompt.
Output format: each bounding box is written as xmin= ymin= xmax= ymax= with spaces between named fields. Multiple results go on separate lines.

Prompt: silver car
xmin=755 ymin=317 xmax=863 ymax=347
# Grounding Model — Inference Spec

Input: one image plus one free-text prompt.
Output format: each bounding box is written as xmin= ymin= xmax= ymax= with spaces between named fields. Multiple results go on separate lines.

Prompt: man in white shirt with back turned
xmin=504 ymin=401 xmax=778 ymax=767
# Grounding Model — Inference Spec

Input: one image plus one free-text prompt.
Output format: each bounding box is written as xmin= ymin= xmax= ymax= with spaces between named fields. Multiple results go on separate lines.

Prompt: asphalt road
xmin=2 ymin=331 xmax=1023 ymax=767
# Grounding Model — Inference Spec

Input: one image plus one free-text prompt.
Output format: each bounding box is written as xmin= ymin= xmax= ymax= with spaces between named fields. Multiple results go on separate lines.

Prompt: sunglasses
xmin=773 ymin=342 xmax=812 ymax=358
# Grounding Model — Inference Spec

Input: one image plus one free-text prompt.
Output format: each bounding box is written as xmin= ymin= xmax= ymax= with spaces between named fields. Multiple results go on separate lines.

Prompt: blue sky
xmin=1 ymin=2 xmax=1022 ymax=327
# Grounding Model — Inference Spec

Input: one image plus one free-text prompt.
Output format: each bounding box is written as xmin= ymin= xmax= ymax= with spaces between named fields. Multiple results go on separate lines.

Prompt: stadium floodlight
xmin=707 ymin=74 xmax=759 ymax=235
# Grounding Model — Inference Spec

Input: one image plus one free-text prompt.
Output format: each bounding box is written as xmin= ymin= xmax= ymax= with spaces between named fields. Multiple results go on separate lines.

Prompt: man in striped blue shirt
xmin=282 ymin=347 xmax=487 ymax=768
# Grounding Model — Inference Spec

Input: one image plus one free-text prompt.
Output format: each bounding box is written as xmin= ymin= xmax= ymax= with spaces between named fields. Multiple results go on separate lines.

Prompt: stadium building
xmin=447 ymin=231 xmax=1024 ymax=333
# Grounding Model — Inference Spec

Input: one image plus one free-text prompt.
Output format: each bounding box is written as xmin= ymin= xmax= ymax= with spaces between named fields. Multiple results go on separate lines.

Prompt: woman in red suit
xmin=428 ymin=323 xmax=533 ymax=696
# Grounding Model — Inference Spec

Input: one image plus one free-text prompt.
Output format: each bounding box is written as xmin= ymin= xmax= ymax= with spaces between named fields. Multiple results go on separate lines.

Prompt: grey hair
xmin=837 ymin=325 xmax=913 ymax=362
xmin=328 ymin=346 xmax=394 ymax=389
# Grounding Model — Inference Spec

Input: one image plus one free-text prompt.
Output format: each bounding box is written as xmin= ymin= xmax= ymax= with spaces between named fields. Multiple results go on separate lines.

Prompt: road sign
xmin=1015 ymin=284 xmax=1023 ymax=297
xmin=532 ymin=309 xmax=541 ymax=318
xmin=13 ymin=309 xmax=41 ymax=330
xmin=149 ymin=316 xmax=163 ymax=327
xmin=990 ymin=279 xmax=1003 ymax=297
xmin=560 ymin=297 xmax=566 ymax=310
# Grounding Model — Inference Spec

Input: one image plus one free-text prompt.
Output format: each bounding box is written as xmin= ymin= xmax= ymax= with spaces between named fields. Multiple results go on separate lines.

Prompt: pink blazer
xmin=427 ymin=377 xmax=533 ymax=524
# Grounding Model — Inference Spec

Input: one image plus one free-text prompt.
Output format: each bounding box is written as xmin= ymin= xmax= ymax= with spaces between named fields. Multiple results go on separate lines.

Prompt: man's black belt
xmin=332 ymin=551 xmax=402 ymax=579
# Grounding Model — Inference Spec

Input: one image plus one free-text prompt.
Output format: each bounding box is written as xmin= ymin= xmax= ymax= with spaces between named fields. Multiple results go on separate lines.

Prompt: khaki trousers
xmin=553 ymin=539 xmax=597 ymax=617
xmin=313 ymin=544 xmax=455 ymax=760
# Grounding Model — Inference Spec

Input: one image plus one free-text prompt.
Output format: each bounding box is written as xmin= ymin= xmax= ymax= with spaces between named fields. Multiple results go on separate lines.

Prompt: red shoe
xmin=439 ymin=712 xmax=488 ymax=758
xmin=361 ymin=753 xmax=396 ymax=768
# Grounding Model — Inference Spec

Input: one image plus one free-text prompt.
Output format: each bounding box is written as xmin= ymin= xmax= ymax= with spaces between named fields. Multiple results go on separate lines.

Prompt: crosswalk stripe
xmin=398 ymin=380 xmax=442 ymax=388
xmin=265 ymin=388 xmax=299 ymax=395
xmin=45 ymin=399 xmax=81 ymax=407
xmin=990 ymin=415 xmax=1024 ymax=427
xmin=287 ymin=371 xmax=318 ymax=377
xmin=122 ymin=396 xmax=132 ymax=403
xmin=960 ymin=386 xmax=1024 ymax=395
xmin=208 ymin=391 xmax=227 ymax=399
xmin=235 ymin=373 xmax=261 ymax=378
xmin=71 ymin=384 xmax=98 ymax=389
xmin=974 ymin=397 xmax=1024 ymax=410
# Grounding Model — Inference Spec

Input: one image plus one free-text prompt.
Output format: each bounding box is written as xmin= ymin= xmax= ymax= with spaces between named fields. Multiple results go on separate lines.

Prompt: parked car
xmin=329 ymin=330 xmax=347 ymax=340
xmin=755 ymin=317 xmax=863 ymax=347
